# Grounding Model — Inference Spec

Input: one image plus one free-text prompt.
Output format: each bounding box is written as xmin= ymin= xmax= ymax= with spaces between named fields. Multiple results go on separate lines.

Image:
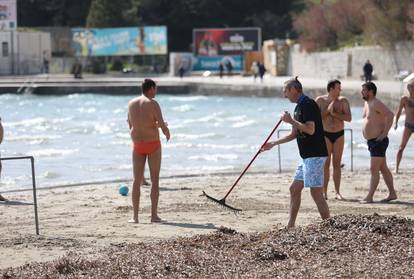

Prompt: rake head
xmin=202 ymin=191 xmax=242 ymax=213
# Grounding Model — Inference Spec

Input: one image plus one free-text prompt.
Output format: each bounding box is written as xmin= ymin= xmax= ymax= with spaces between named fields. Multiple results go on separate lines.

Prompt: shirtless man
xmin=316 ymin=80 xmax=352 ymax=200
xmin=127 ymin=79 xmax=170 ymax=223
xmin=361 ymin=82 xmax=397 ymax=203
xmin=394 ymin=78 xmax=414 ymax=173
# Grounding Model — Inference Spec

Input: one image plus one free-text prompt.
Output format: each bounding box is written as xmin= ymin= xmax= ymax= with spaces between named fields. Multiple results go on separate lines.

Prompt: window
xmin=2 ymin=42 xmax=8 ymax=57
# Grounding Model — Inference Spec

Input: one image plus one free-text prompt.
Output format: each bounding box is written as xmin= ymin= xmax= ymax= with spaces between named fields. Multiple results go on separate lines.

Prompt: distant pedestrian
xmin=258 ymin=62 xmax=266 ymax=82
xmin=251 ymin=61 xmax=259 ymax=81
xmin=178 ymin=66 xmax=185 ymax=79
xmin=363 ymin=60 xmax=373 ymax=82
xmin=225 ymin=60 xmax=233 ymax=75
xmin=42 ymin=50 xmax=50 ymax=74
xmin=218 ymin=62 xmax=224 ymax=79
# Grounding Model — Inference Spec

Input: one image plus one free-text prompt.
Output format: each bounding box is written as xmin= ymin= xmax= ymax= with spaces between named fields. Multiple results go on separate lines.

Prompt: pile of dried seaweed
xmin=2 ymin=214 xmax=413 ymax=278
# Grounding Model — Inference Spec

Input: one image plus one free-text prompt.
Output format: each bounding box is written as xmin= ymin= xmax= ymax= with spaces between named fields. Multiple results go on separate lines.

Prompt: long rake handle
xmin=223 ymin=119 xmax=283 ymax=199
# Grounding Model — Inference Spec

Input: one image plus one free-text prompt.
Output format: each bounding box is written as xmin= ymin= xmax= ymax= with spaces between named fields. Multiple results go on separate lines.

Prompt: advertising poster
xmin=0 ymin=0 xmax=16 ymax=30
xmin=72 ymin=26 xmax=167 ymax=56
xmin=193 ymin=28 xmax=261 ymax=56
xmin=192 ymin=55 xmax=242 ymax=72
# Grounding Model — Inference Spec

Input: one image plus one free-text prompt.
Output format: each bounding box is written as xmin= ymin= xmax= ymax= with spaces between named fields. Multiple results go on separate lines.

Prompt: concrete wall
xmin=289 ymin=42 xmax=414 ymax=80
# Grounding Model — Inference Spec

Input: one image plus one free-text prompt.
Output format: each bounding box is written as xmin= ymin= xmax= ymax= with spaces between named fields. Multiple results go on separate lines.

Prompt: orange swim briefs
xmin=133 ymin=140 xmax=161 ymax=156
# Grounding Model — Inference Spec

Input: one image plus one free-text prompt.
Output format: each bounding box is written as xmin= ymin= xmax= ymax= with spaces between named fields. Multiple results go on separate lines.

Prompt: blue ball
xmin=119 ymin=185 xmax=129 ymax=196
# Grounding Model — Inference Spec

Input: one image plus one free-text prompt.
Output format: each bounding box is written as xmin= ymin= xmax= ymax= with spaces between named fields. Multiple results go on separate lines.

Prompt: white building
xmin=0 ymin=31 xmax=51 ymax=75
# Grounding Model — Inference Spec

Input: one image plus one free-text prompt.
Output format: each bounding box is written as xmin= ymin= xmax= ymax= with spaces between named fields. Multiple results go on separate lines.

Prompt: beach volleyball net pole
xmin=0 ymin=156 xmax=39 ymax=235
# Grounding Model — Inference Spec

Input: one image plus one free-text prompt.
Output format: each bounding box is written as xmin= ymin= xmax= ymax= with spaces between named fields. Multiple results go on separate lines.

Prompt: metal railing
xmin=0 ymin=156 xmax=39 ymax=235
xmin=276 ymin=128 xmax=354 ymax=173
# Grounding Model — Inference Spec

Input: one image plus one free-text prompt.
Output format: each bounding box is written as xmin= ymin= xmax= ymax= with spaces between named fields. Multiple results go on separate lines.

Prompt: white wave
xmin=168 ymin=96 xmax=208 ymax=102
xmin=94 ymin=123 xmax=112 ymax=134
xmin=173 ymin=133 xmax=218 ymax=140
xmin=232 ymin=120 xmax=256 ymax=128
xmin=225 ymin=115 xmax=247 ymax=122
xmin=163 ymin=142 xmax=195 ymax=148
xmin=196 ymin=143 xmax=247 ymax=150
xmin=6 ymin=117 xmax=48 ymax=127
xmin=30 ymin=148 xmax=79 ymax=157
xmin=172 ymin=104 xmax=194 ymax=112
xmin=77 ymin=107 xmax=97 ymax=113
xmin=188 ymin=154 xmax=238 ymax=161
xmin=7 ymin=134 xmax=62 ymax=143
xmin=41 ymin=171 xmax=61 ymax=179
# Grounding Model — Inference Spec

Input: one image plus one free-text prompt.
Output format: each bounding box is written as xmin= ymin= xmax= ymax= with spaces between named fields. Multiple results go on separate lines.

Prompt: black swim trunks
xmin=324 ymin=130 xmax=344 ymax=144
xmin=367 ymin=137 xmax=389 ymax=157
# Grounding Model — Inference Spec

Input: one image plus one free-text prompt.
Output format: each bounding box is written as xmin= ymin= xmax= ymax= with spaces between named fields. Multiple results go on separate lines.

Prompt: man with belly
xmin=316 ymin=80 xmax=352 ymax=200
xmin=394 ymin=78 xmax=414 ymax=174
xmin=361 ymin=82 xmax=397 ymax=203
xmin=127 ymin=79 xmax=170 ymax=223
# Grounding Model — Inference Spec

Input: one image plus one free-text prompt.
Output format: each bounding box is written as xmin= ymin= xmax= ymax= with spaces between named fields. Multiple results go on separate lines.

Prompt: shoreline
xmin=1 ymin=170 xmax=413 ymax=270
xmin=0 ymin=74 xmax=406 ymax=107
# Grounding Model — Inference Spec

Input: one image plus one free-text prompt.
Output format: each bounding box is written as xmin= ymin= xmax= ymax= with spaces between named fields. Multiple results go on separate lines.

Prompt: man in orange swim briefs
xmin=127 ymin=79 xmax=170 ymax=223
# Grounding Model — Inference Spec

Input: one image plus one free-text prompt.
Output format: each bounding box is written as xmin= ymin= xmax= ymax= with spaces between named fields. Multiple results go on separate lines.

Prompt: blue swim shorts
xmin=293 ymin=157 xmax=327 ymax=188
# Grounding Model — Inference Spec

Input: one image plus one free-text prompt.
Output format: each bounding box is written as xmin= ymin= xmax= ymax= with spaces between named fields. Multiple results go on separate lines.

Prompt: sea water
xmin=0 ymin=93 xmax=412 ymax=191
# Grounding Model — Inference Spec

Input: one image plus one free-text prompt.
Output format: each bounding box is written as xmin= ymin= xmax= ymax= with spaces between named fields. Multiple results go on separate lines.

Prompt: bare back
xmin=316 ymin=95 xmax=348 ymax=132
xmin=362 ymin=98 xmax=391 ymax=140
xmin=128 ymin=95 xmax=161 ymax=142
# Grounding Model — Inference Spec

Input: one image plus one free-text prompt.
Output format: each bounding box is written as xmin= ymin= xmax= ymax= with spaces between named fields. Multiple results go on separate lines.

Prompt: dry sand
xmin=0 ymin=170 xmax=413 ymax=271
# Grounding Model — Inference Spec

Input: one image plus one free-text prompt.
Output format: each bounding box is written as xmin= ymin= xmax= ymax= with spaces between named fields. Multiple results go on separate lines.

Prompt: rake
xmin=203 ymin=118 xmax=283 ymax=212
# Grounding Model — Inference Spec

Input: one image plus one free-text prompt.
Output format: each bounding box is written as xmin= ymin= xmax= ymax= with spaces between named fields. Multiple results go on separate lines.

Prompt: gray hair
xmin=284 ymin=76 xmax=302 ymax=92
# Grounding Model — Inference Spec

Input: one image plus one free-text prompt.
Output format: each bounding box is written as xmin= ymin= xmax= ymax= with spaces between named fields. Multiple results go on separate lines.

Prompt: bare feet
xmin=151 ymin=216 xmax=165 ymax=223
xmin=0 ymin=194 xmax=8 ymax=201
xmin=128 ymin=219 xmax=139 ymax=224
xmin=380 ymin=195 xmax=397 ymax=203
xmin=335 ymin=193 xmax=345 ymax=200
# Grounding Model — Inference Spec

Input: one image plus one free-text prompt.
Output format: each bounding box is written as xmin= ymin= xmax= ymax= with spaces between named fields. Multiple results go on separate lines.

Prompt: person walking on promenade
xmin=394 ymin=78 xmax=414 ymax=173
xmin=316 ymin=80 xmax=352 ymax=200
xmin=218 ymin=62 xmax=224 ymax=79
xmin=127 ymin=79 xmax=170 ymax=223
xmin=361 ymin=82 xmax=397 ymax=203
xmin=258 ymin=62 xmax=266 ymax=82
xmin=363 ymin=60 xmax=373 ymax=82
xmin=0 ymin=117 xmax=7 ymax=202
xmin=261 ymin=77 xmax=330 ymax=228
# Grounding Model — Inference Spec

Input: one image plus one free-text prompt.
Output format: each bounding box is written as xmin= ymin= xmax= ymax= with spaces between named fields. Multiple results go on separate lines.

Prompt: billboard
xmin=71 ymin=26 xmax=167 ymax=56
xmin=0 ymin=0 xmax=16 ymax=30
xmin=192 ymin=56 xmax=242 ymax=72
xmin=193 ymin=27 xmax=261 ymax=56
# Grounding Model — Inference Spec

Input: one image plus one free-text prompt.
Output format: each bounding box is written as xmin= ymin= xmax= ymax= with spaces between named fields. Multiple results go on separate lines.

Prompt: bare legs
xmin=148 ymin=148 xmax=162 ymax=222
xmin=362 ymin=156 xmax=397 ymax=203
xmin=288 ymin=181 xmax=330 ymax=228
xmin=129 ymin=147 xmax=163 ymax=223
xmin=323 ymin=136 xmax=345 ymax=200
xmin=129 ymin=152 xmax=146 ymax=223
xmin=395 ymin=127 xmax=412 ymax=173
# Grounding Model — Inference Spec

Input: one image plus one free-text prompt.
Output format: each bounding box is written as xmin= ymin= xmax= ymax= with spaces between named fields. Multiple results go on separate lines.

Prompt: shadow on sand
xmin=0 ymin=200 xmax=33 ymax=206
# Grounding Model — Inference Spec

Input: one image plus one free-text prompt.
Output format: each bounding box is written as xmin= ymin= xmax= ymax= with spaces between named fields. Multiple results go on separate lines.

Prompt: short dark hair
xmin=327 ymin=79 xmax=341 ymax=92
xmin=284 ymin=76 xmax=302 ymax=92
xmin=362 ymin=81 xmax=377 ymax=96
xmin=142 ymin=79 xmax=156 ymax=93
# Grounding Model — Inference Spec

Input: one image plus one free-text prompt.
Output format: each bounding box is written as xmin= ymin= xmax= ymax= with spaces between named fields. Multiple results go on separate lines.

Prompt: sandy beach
xmin=1 ymin=169 xmax=413 ymax=272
